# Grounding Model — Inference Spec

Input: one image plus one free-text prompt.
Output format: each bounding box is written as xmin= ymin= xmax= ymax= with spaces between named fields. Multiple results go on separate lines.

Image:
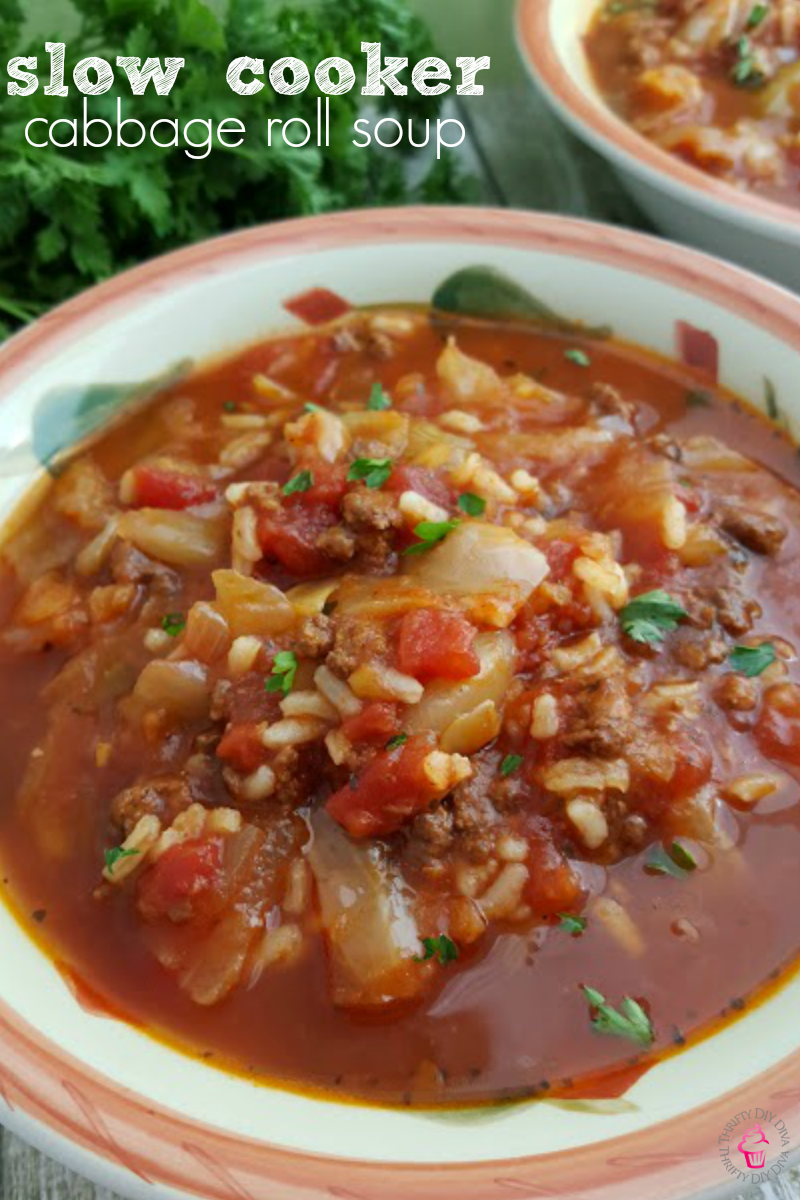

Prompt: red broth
xmin=1 ymin=309 xmax=799 ymax=1107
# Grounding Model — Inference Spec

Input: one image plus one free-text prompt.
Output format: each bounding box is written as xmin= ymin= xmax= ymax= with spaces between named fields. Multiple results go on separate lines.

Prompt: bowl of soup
xmin=2 ymin=206 xmax=800 ymax=1200
xmin=517 ymin=0 xmax=800 ymax=291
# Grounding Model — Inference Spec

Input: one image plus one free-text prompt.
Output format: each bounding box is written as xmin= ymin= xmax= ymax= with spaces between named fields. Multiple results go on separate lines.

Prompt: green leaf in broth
xmin=764 ymin=376 xmax=779 ymax=422
xmin=31 ymin=359 xmax=192 ymax=476
xmin=431 ymin=267 xmax=612 ymax=339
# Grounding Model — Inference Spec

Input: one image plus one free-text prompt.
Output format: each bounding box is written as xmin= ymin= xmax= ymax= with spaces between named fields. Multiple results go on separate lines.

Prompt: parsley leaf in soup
xmin=458 ymin=492 xmax=487 ymax=517
xmin=266 ymin=651 xmax=298 ymax=696
xmin=582 ymin=987 xmax=654 ymax=1047
xmin=645 ymin=842 xmax=697 ymax=878
xmin=304 ymin=402 xmax=326 ymax=415
xmin=500 ymin=754 xmax=524 ymax=778
xmin=559 ymin=914 xmax=587 ymax=936
xmin=161 ymin=613 xmax=186 ymax=637
xmin=104 ymin=846 xmax=141 ymax=875
xmin=415 ymin=935 xmax=459 ymax=966
xmin=731 ymin=35 xmax=766 ymax=87
xmin=747 ymin=3 xmax=769 ymax=27
xmin=619 ymin=590 xmax=688 ymax=644
xmin=347 ymin=458 xmax=393 ymax=489
xmin=283 ymin=470 xmax=314 ymax=497
xmin=729 ymin=643 xmax=776 ymax=678
xmin=403 ymin=519 xmax=461 ymax=556
xmin=367 ymin=384 xmax=392 ymax=412
xmin=564 ymin=348 xmax=591 ymax=368
xmin=386 ymin=733 xmax=408 ymax=751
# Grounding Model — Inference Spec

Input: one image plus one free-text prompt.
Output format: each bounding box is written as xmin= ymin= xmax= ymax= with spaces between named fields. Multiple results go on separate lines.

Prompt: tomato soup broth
xmin=1 ymin=309 xmax=799 ymax=1107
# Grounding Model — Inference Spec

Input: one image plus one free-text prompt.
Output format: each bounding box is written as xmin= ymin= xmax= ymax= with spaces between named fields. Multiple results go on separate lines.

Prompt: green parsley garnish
xmin=645 ymin=841 xmax=697 ymax=878
xmin=765 ymin=377 xmax=779 ymax=421
xmin=500 ymin=754 xmax=524 ymax=778
xmin=686 ymin=388 xmax=712 ymax=408
xmin=0 ymin=0 xmax=464 ymax=348
xmin=403 ymin=519 xmax=461 ymax=556
xmin=386 ymin=733 xmax=408 ymax=751
xmin=283 ymin=470 xmax=314 ymax=497
xmin=347 ymin=458 xmax=393 ymax=489
xmin=161 ymin=613 xmax=186 ymax=638
xmin=729 ymin=643 xmax=776 ymax=678
xmin=746 ymin=3 xmax=769 ymax=28
xmin=582 ymin=986 xmax=654 ymax=1047
xmin=619 ymin=590 xmax=688 ymax=644
xmin=731 ymin=36 xmax=766 ymax=88
xmin=559 ymin=913 xmax=587 ymax=936
xmin=367 ymin=383 xmax=392 ymax=412
xmin=265 ymin=650 xmax=298 ymax=696
xmin=104 ymin=846 xmax=141 ymax=875
xmin=565 ymin=348 xmax=591 ymax=368
xmin=415 ymin=935 xmax=459 ymax=966
xmin=304 ymin=402 xmax=325 ymax=415
xmin=222 ymin=400 xmax=237 ymax=413
xmin=458 ymin=492 xmax=487 ymax=517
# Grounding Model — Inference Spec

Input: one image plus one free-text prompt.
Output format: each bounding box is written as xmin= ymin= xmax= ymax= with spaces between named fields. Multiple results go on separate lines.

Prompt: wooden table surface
xmin=3 ymin=4 xmax=798 ymax=1199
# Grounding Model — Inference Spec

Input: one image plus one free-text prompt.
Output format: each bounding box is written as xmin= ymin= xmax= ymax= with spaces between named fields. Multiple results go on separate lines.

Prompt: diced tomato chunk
xmin=341 ymin=702 xmax=399 ymax=744
xmin=256 ymin=459 xmax=346 ymax=577
xmin=217 ymin=722 xmax=266 ymax=774
xmin=524 ymin=818 xmax=583 ymax=916
xmin=756 ymin=685 xmax=800 ymax=768
xmin=388 ymin=465 xmax=452 ymax=509
xmin=285 ymin=458 xmax=348 ymax=509
xmin=137 ymin=837 xmax=223 ymax=922
xmin=636 ymin=725 xmax=713 ymax=818
xmin=284 ymin=288 xmax=351 ymax=326
xmin=257 ymin=507 xmax=336 ymax=577
xmin=543 ymin=539 xmax=581 ymax=582
xmin=397 ymin=609 xmax=480 ymax=682
xmin=326 ymin=735 xmax=436 ymax=837
xmin=131 ymin=465 xmax=217 ymax=510
xmin=676 ymin=320 xmax=719 ymax=381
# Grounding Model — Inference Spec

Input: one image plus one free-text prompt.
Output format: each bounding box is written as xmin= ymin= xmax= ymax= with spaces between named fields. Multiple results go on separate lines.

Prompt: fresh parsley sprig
xmin=746 ymin=3 xmax=769 ymax=28
xmin=266 ymin=651 xmax=298 ymax=696
xmin=367 ymin=384 xmax=392 ymax=412
xmin=0 ymin=0 xmax=463 ymax=343
xmin=582 ymin=986 xmax=654 ymax=1046
xmin=347 ymin=458 xmax=393 ymax=489
xmin=283 ymin=470 xmax=314 ymax=497
xmin=619 ymin=590 xmax=688 ymax=644
xmin=458 ymin=492 xmax=486 ymax=517
xmin=731 ymin=35 xmax=766 ymax=88
xmin=403 ymin=519 xmax=461 ymax=556
xmin=645 ymin=841 xmax=698 ymax=878
xmin=729 ymin=643 xmax=776 ymax=678
xmin=104 ymin=846 xmax=141 ymax=875
xmin=161 ymin=613 xmax=186 ymax=638
xmin=500 ymin=754 xmax=524 ymax=778
xmin=415 ymin=935 xmax=459 ymax=966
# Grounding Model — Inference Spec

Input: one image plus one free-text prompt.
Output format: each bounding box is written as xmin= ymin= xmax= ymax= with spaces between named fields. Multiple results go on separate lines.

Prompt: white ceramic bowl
xmin=2 ymin=208 xmax=800 ymax=1200
xmin=516 ymin=0 xmax=800 ymax=293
